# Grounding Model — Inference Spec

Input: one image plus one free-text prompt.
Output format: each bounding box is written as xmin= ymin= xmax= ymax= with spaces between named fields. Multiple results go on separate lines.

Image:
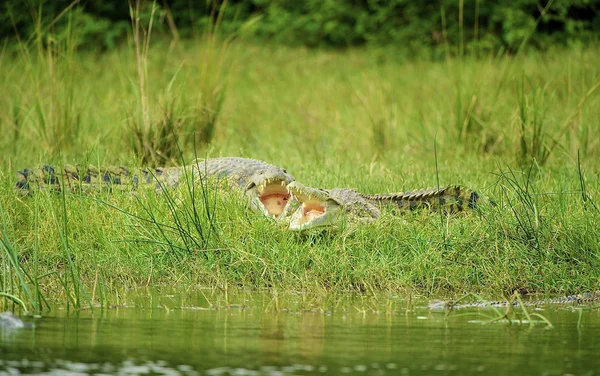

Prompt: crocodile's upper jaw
xmin=242 ymin=164 xmax=295 ymax=218
xmin=255 ymin=178 xmax=291 ymax=218
xmin=287 ymin=183 xmax=341 ymax=231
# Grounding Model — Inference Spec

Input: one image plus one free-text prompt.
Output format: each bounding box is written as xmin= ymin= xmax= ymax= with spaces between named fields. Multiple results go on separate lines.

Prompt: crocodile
xmin=15 ymin=157 xmax=295 ymax=218
xmin=287 ymin=182 xmax=481 ymax=231
xmin=428 ymin=291 xmax=600 ymax=310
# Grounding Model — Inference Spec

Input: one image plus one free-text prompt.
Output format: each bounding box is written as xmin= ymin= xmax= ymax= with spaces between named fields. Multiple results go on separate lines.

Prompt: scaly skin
xmin=287 ymin=182 xmax=482 ymax=231
xmin=362 ymin=185 xmax=480 ymax=213
xmin=428 ymin=291 xmax=600 ymax=310
xmin=15 ymin=157 xmax=295 ymax=218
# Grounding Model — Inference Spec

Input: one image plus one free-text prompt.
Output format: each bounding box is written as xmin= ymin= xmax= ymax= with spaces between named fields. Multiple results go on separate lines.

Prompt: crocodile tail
xmin=15 ymin=165 xmax=137 ymax=195
xmin=15 ymin=164 xmax=187 ymax=195
xmin=361 ymin=185 xmax=481 ymax=213
xmin=16 ymin=165 xmax=62 ymax=194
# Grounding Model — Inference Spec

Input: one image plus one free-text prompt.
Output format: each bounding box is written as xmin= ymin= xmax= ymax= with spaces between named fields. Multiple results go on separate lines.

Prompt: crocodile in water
xmin=15 ymin=157 xmax=295 ymax=218
xmin=287 ymin=182 xmax=481 ymax=231
xmin=428 ymin=291 xmax=600 ymax=310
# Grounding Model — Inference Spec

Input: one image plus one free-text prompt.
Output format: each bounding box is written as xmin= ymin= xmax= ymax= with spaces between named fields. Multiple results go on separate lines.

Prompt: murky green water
xmin=1 ymin=290 xmax=600 ymax=375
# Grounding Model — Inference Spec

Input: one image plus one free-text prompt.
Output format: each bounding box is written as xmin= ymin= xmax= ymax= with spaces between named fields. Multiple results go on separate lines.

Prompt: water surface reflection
xmin=1 ymin=290 xmax=599 ymax=375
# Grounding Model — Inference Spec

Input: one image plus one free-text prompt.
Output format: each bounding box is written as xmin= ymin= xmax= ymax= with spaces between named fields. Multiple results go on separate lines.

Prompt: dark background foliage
xmin=1 ymin=0 xmax=599 ymax=52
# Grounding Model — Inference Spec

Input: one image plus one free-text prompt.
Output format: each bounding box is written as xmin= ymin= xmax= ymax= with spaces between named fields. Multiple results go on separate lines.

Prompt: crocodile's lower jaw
xmin=257 ymin=180 xmax=291 ymax=217
xmin=304 ymin=204 xmax=326 ymax=221
xmin=292 ymin=202 xmax=326 ymax=228
xmin=289 ymin=198 xmax=334 ymax=230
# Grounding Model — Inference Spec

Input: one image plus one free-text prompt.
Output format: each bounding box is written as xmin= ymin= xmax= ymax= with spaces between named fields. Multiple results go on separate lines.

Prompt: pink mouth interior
xmin=260 ymin=193 xmax=290 ymax=216
xmin=302 ymin=202 xmax=325 ymax=222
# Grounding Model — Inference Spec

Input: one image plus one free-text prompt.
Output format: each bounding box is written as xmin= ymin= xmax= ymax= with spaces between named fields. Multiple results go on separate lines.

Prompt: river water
xmin=1 ymin=289 xmax=599 ymax=375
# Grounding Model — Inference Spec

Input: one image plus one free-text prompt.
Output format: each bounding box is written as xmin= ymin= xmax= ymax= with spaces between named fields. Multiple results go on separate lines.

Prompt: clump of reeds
xmin=127 ymin=0 xmax=232 ymax=166
xmin=5 ymin=1 xmax=86 ymax=157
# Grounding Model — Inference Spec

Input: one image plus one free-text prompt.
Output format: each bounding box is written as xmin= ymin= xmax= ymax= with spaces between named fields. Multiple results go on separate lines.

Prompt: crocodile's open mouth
xmin=293 ymin=197 xmax=326 ymax=227
xmin=257 ymin=179 xmax=291 ymax=217
xmin=287 ymin=182 xmax=336 ymax=231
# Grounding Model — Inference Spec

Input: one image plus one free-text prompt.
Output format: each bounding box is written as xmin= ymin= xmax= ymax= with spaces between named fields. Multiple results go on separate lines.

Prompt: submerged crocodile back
xmin=431 ymin=291 xmax=600 ymax=310
xmin=361 ymin=185 xmax=480 ymax=213
xmin=15 ymin=164 xmax=183 ymax=195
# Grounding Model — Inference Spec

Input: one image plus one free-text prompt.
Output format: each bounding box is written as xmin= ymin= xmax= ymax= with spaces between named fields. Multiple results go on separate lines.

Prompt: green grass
xmin=1 ymin=35 xmax=600 ymax=312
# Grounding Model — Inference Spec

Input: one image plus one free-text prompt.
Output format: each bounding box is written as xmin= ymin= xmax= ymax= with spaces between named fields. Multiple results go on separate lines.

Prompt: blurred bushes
xmin=1 ymin=0 xmax=599 ymax=52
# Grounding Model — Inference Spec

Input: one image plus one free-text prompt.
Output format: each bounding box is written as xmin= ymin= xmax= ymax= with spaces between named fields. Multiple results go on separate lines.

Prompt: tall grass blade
xmin=0 ymin=202 xmax=48 ymax=313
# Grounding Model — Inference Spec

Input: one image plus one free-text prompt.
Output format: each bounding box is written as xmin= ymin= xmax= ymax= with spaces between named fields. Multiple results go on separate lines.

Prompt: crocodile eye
xmin=282 ymin=169 xmax=287 ymax=173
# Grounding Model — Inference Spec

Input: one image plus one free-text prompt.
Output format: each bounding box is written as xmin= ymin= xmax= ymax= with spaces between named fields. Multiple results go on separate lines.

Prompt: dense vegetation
xmin=1 ymin=1 xmax=599 ymax=313
xmin=2 ymin=0 xmax=600 ymax=53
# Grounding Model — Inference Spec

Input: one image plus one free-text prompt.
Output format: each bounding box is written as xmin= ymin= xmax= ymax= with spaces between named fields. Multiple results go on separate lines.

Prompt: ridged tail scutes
xmin=15 ymin=165 xmax=60 ymax=194
xmin=15 ymin=169 xmax=33 ymax=191
xmin=15 ymin=164 xmax=136 ymax=195
xmin=361 ymin=185 xmax=482 ymax=213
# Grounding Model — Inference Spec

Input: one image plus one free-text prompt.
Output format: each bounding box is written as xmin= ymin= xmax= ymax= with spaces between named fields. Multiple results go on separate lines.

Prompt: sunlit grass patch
xmin=1 ymin=14 xmax=600 ymax=310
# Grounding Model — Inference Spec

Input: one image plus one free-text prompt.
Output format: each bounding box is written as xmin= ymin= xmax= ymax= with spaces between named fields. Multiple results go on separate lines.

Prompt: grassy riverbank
xmin=1 ymin=40 xmax=600 ymax=312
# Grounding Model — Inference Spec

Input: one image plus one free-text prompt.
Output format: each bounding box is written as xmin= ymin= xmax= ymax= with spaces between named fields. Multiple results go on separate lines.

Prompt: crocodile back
xmin=191 ymin=157 xmax=294 ymax=189
xmin=328 ymin=188 xmax=381 ymax=220
xmin=15 ymin=157 xmax=294 ymax=195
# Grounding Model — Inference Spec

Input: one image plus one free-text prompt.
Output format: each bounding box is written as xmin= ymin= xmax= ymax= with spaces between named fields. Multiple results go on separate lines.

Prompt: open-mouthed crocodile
xmin=15 ymin=157 xmax=295 ymax=218
xmin=287 ymin=182 xmax=482 ymax=231
xmin=428 ymin=291 xmax=600 ymax=310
